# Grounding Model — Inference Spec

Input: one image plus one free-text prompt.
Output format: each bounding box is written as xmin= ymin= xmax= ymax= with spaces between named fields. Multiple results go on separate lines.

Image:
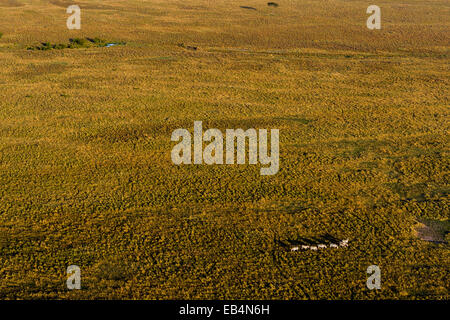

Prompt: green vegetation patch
xmin=27 ymin=38 xmax=126 ymax=50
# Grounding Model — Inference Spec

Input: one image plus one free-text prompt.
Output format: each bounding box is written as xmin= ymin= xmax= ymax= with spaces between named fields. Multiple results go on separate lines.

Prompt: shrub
xmin=69 ymin=38 xmax=88 ymax=47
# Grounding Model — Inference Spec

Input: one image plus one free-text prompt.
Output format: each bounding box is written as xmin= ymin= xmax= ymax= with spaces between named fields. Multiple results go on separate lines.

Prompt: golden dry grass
xmin=0 ymin=0 xmax=448 ymax=299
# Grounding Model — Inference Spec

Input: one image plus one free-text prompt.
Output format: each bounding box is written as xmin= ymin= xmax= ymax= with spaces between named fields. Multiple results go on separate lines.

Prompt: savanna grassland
xmin=0 ymin=0 xmax=448 ymax=299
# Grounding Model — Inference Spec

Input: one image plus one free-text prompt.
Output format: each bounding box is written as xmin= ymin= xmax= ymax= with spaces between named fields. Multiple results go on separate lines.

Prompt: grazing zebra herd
xmin=290 ymin=239 xmax=349 ymax=252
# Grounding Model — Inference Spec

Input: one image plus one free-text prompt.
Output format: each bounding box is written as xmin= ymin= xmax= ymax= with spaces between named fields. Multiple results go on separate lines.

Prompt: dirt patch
xmin=0 ymin=0 xmax=24 ymax=7
xmin=414 ymin=219 xmax=449 ymax=244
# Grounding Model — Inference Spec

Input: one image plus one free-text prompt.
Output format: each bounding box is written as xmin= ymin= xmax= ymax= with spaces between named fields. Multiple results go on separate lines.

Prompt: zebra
xmin=289 ymin=239 xmax=350 ymax=252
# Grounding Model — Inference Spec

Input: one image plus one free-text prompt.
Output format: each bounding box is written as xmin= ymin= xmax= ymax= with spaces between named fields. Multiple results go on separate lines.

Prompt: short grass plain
xmin=0 ymin=0 xmax=448 ymax=299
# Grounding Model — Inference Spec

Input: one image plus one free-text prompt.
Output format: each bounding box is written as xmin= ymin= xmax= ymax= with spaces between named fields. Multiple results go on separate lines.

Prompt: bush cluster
xmin=27 ymin=38 xmax=124 ymax=50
